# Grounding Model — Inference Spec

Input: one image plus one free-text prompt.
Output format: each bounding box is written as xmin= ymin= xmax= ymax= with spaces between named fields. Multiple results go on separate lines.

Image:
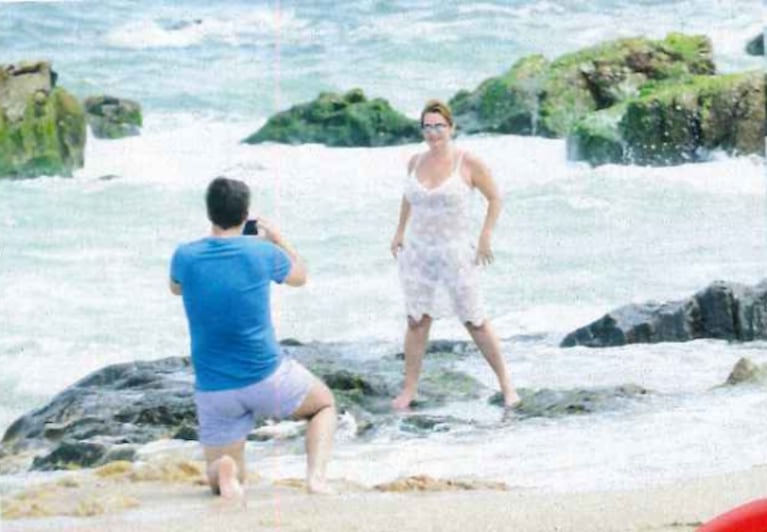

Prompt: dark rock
xmin=279 ymin=338 xmax=303 ymax=346
xmin=84 ymin=95 xmax=142 ymax=139
xmin=1 ymin=342 xmax=491 ymax=470
xmin=562 ymin=280 xmax=767 ymax=348
xmin=400 ymin=414 xmax=464 ymax=434
xmin=31 ymin=440 xmax=108 ymax=471
xmin=172 ymin=424 xmax=198 ymax=441
xmin=242 ymin=89 xmax=421 ymax=147
xmin=2 ymin=357 xmax=196 ymax=467
xmin=489 ymin=384 xmax=649 ymax=418
xmin=395 ymin=340 xmax=472 ymax=360
xmin=746 ymin=34 xmax=764 ymax=56
xmin=320 ymin=368 xmax=392 ymax=414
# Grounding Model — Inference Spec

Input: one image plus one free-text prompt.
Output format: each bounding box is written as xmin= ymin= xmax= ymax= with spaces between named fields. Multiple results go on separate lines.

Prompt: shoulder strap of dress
xmin=409 ymin=153 xmax=424 ymax=176
xmin=453 ymin=150 xmax=465 ymax=174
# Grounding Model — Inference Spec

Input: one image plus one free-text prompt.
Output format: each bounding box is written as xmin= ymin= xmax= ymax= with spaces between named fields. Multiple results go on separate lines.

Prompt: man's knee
xmin=314 ymin=382 xmax=336 ymax=412
xmin=293 ymin=380 xmax=336 ymax=420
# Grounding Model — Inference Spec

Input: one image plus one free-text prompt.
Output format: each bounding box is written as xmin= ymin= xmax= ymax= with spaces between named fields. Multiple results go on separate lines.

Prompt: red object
xmin=697 ymin=499 xmax=767 ymax=532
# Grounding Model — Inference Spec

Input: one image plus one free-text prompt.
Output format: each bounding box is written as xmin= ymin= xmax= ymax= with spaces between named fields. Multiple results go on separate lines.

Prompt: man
xmin=170 ymin=176 xmax=336 ymax=497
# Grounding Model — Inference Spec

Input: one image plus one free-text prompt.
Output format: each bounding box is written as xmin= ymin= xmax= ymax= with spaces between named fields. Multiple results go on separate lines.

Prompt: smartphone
xmin=242 ymin=219 xmax=258 ymax=235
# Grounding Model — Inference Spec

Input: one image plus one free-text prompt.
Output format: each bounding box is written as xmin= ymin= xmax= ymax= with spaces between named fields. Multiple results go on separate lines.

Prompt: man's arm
xmin=274 ymin=236 xmax=307 ymax=287
xmin=256 ymin=218 xmax=307 ymax=287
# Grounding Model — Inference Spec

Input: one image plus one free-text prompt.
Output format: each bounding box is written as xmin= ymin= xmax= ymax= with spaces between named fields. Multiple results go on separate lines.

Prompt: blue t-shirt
xmin=170 ymin=236 xmax=292 ymax=391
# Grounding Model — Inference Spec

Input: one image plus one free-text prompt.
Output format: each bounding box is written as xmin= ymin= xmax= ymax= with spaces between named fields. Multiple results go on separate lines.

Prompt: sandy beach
xmin=2 ymin=460 xmax=765 ymax=532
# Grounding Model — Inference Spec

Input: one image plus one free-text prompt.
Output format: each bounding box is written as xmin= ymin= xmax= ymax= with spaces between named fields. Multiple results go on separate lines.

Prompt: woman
xmin=390 ymin=99 xmax=520 ymax=411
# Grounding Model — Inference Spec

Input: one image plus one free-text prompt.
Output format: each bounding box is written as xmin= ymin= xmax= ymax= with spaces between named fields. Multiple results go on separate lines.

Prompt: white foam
xmin=104 ymin=8 xmax=308 ymax=49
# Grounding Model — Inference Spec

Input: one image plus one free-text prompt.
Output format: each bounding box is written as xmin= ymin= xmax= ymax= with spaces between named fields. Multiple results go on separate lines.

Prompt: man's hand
xmin=255 ymin=217 xmax=307 ymax=287
xmin=254 ymin=217 xmax=282 ymax=245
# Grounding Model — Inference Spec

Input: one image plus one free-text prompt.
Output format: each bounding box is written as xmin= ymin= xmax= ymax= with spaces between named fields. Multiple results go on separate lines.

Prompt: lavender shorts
xmin=194 ymin=358 xmax=315 ymax=447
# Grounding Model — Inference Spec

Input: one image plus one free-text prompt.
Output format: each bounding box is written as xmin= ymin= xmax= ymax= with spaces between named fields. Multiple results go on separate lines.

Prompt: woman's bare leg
xmin=465 ymin=319 xmax=520 ymax=407
xmin=392 ymin=315 xmax=433 ymax=410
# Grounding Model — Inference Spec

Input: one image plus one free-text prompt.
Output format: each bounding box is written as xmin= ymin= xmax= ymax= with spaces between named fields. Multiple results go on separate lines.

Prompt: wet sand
xmin=2 ymin=459 xmax=765 ymax=532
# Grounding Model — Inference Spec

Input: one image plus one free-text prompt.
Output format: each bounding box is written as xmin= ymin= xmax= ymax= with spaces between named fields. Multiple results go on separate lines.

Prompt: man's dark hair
xmin=206 ymin=177 xmax=250 ymax=229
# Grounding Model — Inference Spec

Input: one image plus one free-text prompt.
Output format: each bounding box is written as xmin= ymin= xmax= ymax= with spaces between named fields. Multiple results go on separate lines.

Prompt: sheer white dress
xmin=397 ymin=151 xmax=485 ymax=326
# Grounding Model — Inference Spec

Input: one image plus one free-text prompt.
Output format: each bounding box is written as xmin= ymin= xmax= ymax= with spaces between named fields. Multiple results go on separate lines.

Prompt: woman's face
xmin=421 ymin=111 xmax=452 ymax=148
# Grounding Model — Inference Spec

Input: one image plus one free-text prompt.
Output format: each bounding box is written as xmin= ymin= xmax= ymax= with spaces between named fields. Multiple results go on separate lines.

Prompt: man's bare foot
xmin=391 ymin=392 xmax=415 ymax=411
xmin=218 ymin=456 xmax=244 ymax=499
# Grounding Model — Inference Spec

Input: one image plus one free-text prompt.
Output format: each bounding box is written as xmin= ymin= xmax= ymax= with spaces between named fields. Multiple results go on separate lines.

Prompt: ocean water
xmin=1 ymin=0 xmax=765 ymax=493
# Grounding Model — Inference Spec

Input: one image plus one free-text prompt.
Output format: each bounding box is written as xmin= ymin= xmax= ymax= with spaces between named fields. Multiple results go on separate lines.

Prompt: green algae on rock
xmin=0 ymin=61 xmax=86 ymax=178
xmin=243 ymin=88 xmax=421 ymax=147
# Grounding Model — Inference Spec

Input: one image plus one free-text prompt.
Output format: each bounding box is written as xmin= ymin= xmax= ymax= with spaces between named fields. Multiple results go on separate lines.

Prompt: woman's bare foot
xmin=307 ymin=476 xmax=336 ymax=495
xmin=218 ymin=456 xmax=244 ymax=499
xmin=503 ymin=389 xmax=521 ymax=409
xmin=391 ymin=391 xmax=415 ymax=411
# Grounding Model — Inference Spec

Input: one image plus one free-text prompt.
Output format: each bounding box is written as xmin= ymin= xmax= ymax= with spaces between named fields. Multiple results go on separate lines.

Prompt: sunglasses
xmin=421 ymin=123 xmax=449 ymax=133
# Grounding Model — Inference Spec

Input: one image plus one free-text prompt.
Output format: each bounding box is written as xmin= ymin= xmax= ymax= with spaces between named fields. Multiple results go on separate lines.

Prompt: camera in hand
xmin=243 ymin=219 xmax=258 ymax=235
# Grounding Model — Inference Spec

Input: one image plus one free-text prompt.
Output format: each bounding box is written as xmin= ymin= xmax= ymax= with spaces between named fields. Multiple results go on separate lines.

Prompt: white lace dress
xmin=397 ymin=152 xmax=485 ymax=326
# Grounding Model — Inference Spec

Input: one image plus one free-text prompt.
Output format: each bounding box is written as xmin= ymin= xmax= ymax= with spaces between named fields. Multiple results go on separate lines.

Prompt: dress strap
xmin=409 ymin=153 xmax=424 ymax=177
xmin=453 ymin=150 xmax=465 ymax=175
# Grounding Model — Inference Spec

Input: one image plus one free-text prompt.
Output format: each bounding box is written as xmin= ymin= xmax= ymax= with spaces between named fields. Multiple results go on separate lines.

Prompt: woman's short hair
xmin=206 ymin=176 xmax=250 ymax=229
xmin=420 ymin=99 xmax=454 ymax=127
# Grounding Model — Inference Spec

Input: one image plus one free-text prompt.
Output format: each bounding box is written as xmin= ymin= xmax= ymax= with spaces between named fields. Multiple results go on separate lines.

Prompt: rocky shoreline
xmin=2 ymin=279 xmax=764 ymax=474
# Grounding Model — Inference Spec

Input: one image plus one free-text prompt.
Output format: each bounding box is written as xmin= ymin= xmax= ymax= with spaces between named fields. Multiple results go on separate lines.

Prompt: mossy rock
xmin=538 ymin=33 xmax=714 ymax=137
xmin=569 ymin=70 xmax=764 ymax=166
xmin=449 ymin=54 xmax=548 ymax=135
xmin=0 ymin=87 xmax=86 ymax=178
xmin=84 ymin=95 xmax=142 ymax=139
xmin=489 ymin=384 xmax=649 ymax=418
xmin=620 ymin=71 xmax=764 ymax=165
xmin=447 ymin=34 xmax=713 ymax=139
xmin=566 ymin=104 xmax=626 ymax=165
xmin=243 ymin=89 xmax=421 ymax=147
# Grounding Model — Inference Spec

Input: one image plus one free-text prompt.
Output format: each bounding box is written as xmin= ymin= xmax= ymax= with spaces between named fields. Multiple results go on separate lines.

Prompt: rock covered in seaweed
xmin=569 ymin=70 xmax=765 ymax=166
xmin=450 ymin=33 xmax=714 ymax=138
xmin=0 ymin=61 xmax=86 ymax=178
xmin=243 ymin=88 xmax=421 ymax=147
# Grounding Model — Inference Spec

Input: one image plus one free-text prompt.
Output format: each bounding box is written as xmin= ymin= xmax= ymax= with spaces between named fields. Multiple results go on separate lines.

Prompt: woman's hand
xmin=475 ymin=232 xmax=494 ymax=266
xmin=390 ymin=232 xmax=404 ymax=258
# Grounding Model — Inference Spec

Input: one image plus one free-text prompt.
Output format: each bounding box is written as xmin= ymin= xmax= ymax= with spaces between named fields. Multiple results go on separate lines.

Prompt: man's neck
xmin=211 ymin=224 xmax=243 ymax=238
